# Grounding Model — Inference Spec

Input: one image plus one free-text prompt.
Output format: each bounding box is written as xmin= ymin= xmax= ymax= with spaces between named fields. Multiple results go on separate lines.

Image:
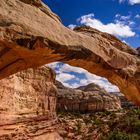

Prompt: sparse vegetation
xmin=101 ymin=129 xmax=140 ymax=140
xmin=58 ymin=107 xmax=140 ymax=140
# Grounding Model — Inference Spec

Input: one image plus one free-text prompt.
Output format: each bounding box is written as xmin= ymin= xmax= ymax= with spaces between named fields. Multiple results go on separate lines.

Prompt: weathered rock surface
xmin=0 ymin=0 xmax=140 ymax=105
xmin=110 ymin=92 xmax=135 ymax=108
xmin=119 ymin=95 xmax=135 ymax=108
xmin=0 ymin=67 xmax=61 ymax=139
xmin=56 ymin=81 xmax=121 ymax=112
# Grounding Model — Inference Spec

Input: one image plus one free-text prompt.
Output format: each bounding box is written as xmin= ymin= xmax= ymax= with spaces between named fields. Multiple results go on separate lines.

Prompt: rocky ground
xmin=57 ymin=107 xmax=140 ymax=140
xmin=0 ymin=118 xmax=60 ymax=140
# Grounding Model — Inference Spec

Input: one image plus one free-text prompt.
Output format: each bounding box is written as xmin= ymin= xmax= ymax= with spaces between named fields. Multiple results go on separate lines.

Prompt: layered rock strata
xmin=0 ymin=67 xmax=60 ymax=140
xmin=56 ymin=81 xmax=121 ymax=112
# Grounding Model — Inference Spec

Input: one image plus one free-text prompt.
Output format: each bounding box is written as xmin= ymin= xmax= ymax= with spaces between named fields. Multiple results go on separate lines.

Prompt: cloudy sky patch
xmin=48 ymin=62 xmax=120 ymax=92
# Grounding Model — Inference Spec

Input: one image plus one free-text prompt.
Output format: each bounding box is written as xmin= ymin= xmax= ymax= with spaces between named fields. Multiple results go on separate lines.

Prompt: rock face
xmin=111 ymin=92 xmax=135 ymax=108
xmin=56 ymin=81 xmax=121 ymax=112
xmin=0 ymin=67 xmax=60 ymax=139
xmin=0 ymin=0 xmax=140 ymax=105
xmin=119 ymin=95 xmax=135 ymax=108
xmin=137 ymin=47 xmax=140 ymax=56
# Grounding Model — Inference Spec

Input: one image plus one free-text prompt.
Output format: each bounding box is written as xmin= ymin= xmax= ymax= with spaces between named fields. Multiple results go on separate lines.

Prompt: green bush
xmin=71 ymin=111 xmax=82 ymax=118
xmin=101 ymin=129 xmax=140 ymax=140
xmin=132 ymin=121 xmax=140 ymax=134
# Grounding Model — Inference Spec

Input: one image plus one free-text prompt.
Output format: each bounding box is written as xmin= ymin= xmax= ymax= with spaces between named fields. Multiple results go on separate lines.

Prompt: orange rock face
xmin=0 ymin=67 xmax=59 ymax=139
xmin=0 ymin=0 xmax=140 ymax=106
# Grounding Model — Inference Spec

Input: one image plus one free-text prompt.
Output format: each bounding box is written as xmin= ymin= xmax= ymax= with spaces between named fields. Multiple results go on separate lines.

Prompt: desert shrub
xmin=58 ymin=111 xmax=82 ymax=118
xmin=104 ymin=110 xmax=112 ymax=116
xmin=71 ymin=111 xmax=82 ymax=118
xmin=132 ymin=120 xmax=140 ymax=134
xmin=122 ymin=114 xmax=140 ymax=134
xmin=94 ymin=118 xmax=102 ymax=126
xmin=100 ymin=129 xmax=139 ymax=140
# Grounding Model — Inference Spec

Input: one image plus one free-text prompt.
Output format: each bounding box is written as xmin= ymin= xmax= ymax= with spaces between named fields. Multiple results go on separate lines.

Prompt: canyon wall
xmin=56 ymin=81 xmax=121 ymax=112
xmin=0 ymin=67 xmax=62 ymax=140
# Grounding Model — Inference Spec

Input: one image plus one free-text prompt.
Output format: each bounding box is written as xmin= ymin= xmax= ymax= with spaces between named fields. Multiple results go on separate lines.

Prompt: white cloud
xmin=59 ymin=63 xmax=87 ymax=74
xmin=79 ymin=79 xmax=89 ymax=85
xmin=119 ymin=0 xmax=140 ymax=4
xmin=68 ymin=24 xmax=76 ymax=29
xmin=76 ymin=13 xmax=135 ymax=38
xmin=69 ymin=83 xmax=81 ymax=88
xmin=122 ymin=40 xmax=129 ymax=45
xmin=48 ymin=62 xmax=120 ymax=92
xmin=56 ymin=73 xmax=75 ymax=83
xmin=129 ymin=0 xmax=140 ymax=4
xmin=114 ymin=13 xmax=136 ymax=27
xmin=80 ymin=71 xmax=120 ymax=92
xmin=47 ymin=62 xmax=60 ymax=70
xmin=135 ymin=14 xmax=140 ymax=19
xmin=115 ymin=14 xmax=131 ymax=20
xmin=119 ymin=0 xmax=125 ymax=3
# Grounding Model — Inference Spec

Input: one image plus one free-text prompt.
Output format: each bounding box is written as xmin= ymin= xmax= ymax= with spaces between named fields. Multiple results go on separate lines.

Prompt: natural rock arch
xmin=0 ymin=0 xmax=140 ymax=105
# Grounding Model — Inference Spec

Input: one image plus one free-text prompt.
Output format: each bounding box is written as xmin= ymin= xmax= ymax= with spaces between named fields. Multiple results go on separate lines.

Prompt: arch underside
xmin=0 ymin=0 xmax=140 ymax=105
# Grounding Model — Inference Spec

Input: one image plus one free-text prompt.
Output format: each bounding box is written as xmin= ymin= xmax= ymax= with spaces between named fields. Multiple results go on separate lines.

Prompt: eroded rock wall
xmin=0 ymin=67 xmax=60 ymax=139
xmin=56 ymin=81 xmax=121 ymax=112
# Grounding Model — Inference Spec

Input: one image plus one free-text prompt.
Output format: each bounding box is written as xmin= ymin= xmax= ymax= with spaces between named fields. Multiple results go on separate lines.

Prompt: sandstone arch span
xmin=0 ymin=0 xmax=140 ymax=105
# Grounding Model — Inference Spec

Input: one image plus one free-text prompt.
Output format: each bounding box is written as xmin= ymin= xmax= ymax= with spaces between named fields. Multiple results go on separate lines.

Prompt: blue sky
xmin=43 ymin=0 xmax=140 ymax=47
xmin=44 ymin=0 xmax=140 ymax=92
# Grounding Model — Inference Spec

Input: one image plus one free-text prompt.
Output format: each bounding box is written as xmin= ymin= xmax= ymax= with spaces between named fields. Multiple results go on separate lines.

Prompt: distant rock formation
xmin=0 ymin=0 xmax=140 ymax=106
xmin=110 ymin=92 xmax=135 ymax=108
xmin=119 ymin=95 xmax=135 ymax=108
xmin=56 ymin=81 xmax=121 ymax=112
xmin=0 ymin=67 xmax=60 ymax=139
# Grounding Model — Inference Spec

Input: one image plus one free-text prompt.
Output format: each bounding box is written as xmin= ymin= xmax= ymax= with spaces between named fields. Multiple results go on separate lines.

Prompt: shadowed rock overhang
xmin=0 ymin=0 xmax=140 ymax=105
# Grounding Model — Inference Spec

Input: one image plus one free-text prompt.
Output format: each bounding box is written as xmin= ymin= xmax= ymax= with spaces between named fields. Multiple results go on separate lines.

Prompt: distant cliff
xmin=110 ymin=92 xmax=135 ymax=108
xmin=56 ymin=81 xmax=121 ymax=112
